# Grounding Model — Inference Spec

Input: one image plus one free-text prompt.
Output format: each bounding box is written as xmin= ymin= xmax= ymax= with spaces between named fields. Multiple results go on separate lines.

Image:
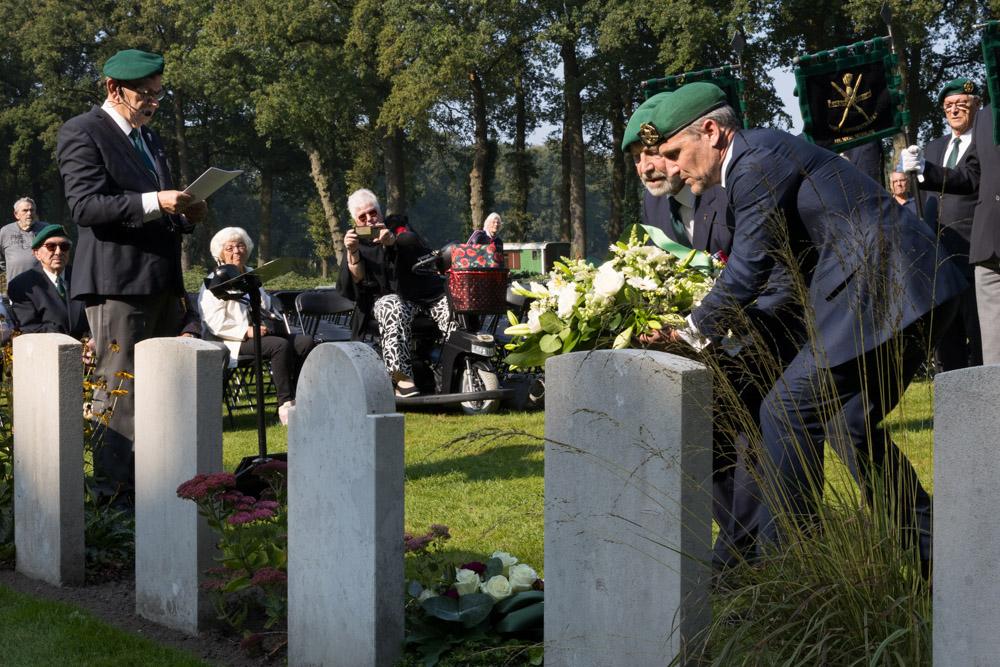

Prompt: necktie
xmin=668 ymin=197 xmax=691 ymax=246
xmin=129 ymin=128 xmax=157 ymax=178
xmin=945 ymin=136 xmax=961 ymax=169
xmin=55 ymin=274 xmax=66 ymax=300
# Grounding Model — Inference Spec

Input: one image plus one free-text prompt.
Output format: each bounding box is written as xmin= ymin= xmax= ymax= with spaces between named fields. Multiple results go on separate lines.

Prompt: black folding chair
xmin=295 ymin=289 xmax=356 ymax=343
xmin=270 ymin=290 xmax=303 ymax=335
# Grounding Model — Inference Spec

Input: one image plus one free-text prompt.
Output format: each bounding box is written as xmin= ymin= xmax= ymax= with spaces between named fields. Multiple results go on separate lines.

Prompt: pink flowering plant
xmin=176 ymin=460 xmax=288 ymax=643
xmin=405 ymin=543 xmax=544 ymax=666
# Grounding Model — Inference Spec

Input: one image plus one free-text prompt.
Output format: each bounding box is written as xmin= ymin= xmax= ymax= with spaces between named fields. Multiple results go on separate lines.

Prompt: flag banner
xmin=793 ymin=36 xmax=907 ymax=153
xmin=641 ymin=66 xmax=748 ymax=128
xmin=981 ymin=20 xmax=1000 ymax=144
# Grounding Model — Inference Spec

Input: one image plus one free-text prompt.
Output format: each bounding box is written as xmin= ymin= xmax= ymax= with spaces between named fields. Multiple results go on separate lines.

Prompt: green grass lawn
xmin=1 ymin=379 xmax=938 ymax=663
xmin=0 ymin=585 xmax=207 ymax=666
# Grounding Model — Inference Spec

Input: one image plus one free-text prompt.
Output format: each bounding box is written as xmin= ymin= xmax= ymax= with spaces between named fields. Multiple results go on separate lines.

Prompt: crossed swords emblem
xmin=828 ymin=72 xmax=873 ymax=129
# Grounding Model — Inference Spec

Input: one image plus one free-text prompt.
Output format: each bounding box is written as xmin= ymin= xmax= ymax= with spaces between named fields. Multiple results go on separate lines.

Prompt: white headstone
xmin=134 ymin=337 xmax=225 ymax=634
xmin=933 ymin=365 xmax=1000 ymax=665
xmin=544 ymin=349 xmax=712 ymax=666
xmin=14 ymin=333 xmax=85 ymax=585
xmin=288 ymin=342 xmax=404 ymax=667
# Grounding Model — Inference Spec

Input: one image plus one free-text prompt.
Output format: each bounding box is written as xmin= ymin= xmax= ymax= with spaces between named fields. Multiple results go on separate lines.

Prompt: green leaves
xmin=421 ymin=592 xmax=495 ymax=628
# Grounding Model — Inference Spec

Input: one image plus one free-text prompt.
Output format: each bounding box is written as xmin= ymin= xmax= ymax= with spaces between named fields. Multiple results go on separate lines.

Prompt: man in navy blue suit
xmin=646 ymin=82 xmax=966 ymax=569
xmin=56 ymin=49 xmax=206 ymax=504
xmin=8 ymin=224 xmax=89 ymax=339
xmin=625 ymin=95 xmax=803 ymax=570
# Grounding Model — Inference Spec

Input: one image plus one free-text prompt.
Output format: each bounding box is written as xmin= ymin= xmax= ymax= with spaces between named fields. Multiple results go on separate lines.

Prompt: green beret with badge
xmin=31 ymin=224 xmax=70 ymax=250
xmin=621 ymin=82 xmax=729 ymax=151
xmin=102 ymin=49 xmax=164 ymax=81
xmin=938 ymin=77 xmax=980 ymax=105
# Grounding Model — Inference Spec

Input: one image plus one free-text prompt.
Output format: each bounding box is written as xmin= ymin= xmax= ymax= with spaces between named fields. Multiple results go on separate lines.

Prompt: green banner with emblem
xmin=640 ymin=66 xmax=748 ymax=128
xmin=793 ymin=37 xmax=907 ymax=153
xmin=981 ymin=20 xmax=1000 ymax=144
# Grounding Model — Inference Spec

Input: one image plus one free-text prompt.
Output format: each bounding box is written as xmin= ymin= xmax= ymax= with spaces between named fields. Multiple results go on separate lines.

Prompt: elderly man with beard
xmin=625 ymin=94 xmax=801 ymax=571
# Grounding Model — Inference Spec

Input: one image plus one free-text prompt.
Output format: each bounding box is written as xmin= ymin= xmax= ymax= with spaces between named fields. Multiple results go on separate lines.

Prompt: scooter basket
xmin=448 ymin=269 xmax=510 ymax=314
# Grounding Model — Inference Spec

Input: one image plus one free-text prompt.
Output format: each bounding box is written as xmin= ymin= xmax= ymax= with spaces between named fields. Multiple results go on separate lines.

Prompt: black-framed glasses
xmin=42 ymin=241 xmax=72 ymax=253
xmin=122 ymin=84 xmax=167 ymax=102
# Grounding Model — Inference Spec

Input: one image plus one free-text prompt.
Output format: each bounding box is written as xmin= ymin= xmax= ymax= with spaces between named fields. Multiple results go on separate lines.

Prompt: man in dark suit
xmin=913 ymin=78 xmax=982 ymax=371
xmin=8 ymin=224 xmax=89 ymax=338
xmin=625 ymin=98 xmax=803 ymax=570
xmin=55 ymin=49 xmax=206 ymax=503
xmin=649 ymin=82 xmax=966 ymax=568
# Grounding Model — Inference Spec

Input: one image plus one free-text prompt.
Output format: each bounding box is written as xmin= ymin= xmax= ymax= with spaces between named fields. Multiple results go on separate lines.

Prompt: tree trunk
xmin=468 ymin=70 xmax=491 ymax=231
xmin=508 ymin=71 xmax=531 ymax=242
xmin=559 ymin=98 xmax=571 ymax=244
xmin=383 ymin=126 xmax=406 ymax=216
xmin=305 ymin=144 xmax=344 ymax=263
xmin=172 ymin=90 xmax=200 ymax=271
xmin=607 ymin=66 xmax=626 ymax=242
xmin=258 ymin=168 xmax=272 ymax=264
xmin=561 ymin=39 xmax=587 ymax=259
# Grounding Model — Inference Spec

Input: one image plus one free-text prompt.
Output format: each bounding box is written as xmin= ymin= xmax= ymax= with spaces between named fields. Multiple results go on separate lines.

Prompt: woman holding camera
xmin=337 ymin=188 xmax=450 ymax=398
xmin=199 ymin=227 xmax=314 ymax=425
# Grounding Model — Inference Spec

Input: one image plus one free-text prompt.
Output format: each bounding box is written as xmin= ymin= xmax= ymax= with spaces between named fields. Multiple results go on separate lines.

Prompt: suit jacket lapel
xmin=93 ymin=107 xmax=160 ymax=189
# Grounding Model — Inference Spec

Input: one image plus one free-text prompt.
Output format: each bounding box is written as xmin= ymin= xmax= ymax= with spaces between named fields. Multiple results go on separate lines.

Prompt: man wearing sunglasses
xmin=8 ymin=224 xmax=88 ymax=339
xmin=55 ymin=48 xmax=207 ymax=506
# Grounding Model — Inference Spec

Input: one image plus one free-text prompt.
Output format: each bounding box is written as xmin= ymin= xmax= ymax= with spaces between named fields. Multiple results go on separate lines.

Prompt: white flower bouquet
xmin=503 ymin=227 xmax=718 ymax=369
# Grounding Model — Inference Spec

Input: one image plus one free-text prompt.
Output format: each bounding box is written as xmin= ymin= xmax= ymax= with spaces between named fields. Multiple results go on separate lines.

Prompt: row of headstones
xmin=10 ymin=333 xmax=995 ymax=665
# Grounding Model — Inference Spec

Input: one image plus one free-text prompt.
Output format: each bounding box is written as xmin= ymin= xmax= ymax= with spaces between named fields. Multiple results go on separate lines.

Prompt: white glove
xmin=900 ymin=145 xmax=925 ymax=174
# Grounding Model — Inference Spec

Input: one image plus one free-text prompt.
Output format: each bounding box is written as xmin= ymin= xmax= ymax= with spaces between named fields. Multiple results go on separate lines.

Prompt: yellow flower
xmin=109 ymin=342 xmax=121 ymax=353
xmin=114 ymin=371 xmax=135 ymax=379
xmin=110 ymin=388 xmax=129 ymax=396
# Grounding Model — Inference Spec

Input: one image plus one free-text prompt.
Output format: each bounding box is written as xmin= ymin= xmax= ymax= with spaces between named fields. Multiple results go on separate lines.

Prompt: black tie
xmin=129 ymin=128 xmax=157 ymax=178
xmin=945 ymin=136 xmax=961 ymax=169
xmin=668 ymin=197 xmax=690 ymax=246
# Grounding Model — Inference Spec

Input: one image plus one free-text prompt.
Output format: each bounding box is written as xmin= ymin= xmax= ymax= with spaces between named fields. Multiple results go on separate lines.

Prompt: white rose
xmin=491 ymin=550 xmax=518 ymax=576
xmin=556 ymin=283 xmax=578 ymax=318
xmin=480 ymin=574 xmax=513 ymax=601
xmin=626 ymin=276 xmax=658 ymax=291
xmin=508 ymin=563 xmax=538 ymax=592
xmin=526 ymin=309 xmax=543 ymax=333
xmin=418 ymin=588 xmax=436 ymax=602
xmin=593 ymin=262 xmax=625 ymax=298
xmin=454 ymin=568 xmax=481 ymax=596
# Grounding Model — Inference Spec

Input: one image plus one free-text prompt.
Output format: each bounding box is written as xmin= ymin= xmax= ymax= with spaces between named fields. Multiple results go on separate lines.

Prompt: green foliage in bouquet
xmin=503 ymin=228 xmax=717 ymax=369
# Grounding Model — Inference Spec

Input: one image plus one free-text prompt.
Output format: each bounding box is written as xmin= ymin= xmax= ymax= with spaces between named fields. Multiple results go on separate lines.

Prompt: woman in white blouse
xmin=199 ymin=227 xmax=314 ymax=425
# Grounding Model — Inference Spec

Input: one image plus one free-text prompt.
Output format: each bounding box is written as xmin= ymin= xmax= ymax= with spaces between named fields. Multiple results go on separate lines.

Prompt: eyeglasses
xmin=223 ymin=243 xmax=247 ymax=252
xmin=356 ymin=208 xmax=380 ymax=223
xmin=121 ymin=84 xmax=167 ymax=102
xmin=42 ymin=241 xmax=72 ymax=253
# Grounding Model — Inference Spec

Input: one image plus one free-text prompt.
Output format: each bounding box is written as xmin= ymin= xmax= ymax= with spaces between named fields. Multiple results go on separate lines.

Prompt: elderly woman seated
xmin=199 ymin=227 xmax=315 ymax=425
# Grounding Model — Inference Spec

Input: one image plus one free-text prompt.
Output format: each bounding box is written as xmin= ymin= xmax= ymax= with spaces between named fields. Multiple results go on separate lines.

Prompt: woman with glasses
xmin=337 ymin=188 xmax=449 ymax=398
xmin=199 ymin=227 xmax=314 ymax=425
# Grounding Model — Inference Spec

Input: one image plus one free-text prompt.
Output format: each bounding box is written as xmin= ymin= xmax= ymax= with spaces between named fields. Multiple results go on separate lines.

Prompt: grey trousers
xmin=86 ymin=293 xmax=179 ymax=500
xmin=975 ymin=265 xmax=1000 ymax=365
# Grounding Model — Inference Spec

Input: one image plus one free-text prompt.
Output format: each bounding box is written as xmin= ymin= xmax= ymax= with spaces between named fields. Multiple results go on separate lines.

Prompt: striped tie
xmin=945 ymin=136 xmax=961 ymax=169
xmin=129 ymin=128 xmax=157 ymax=178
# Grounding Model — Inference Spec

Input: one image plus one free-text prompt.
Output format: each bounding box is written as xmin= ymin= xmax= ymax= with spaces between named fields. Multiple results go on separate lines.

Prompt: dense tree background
xmin=0 ymin=0 xmax=993 ymax=272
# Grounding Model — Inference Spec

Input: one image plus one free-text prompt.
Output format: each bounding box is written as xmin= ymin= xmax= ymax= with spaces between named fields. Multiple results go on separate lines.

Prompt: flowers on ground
xmin=503 ymin=228 xmax=719 ymax=369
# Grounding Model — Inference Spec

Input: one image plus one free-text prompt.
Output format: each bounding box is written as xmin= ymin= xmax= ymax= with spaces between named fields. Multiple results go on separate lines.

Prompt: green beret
xmin=938 ymin=78 xmax=980 ymax=105
xmin=622 ymin=93 xmax=670 ymax=151
xmin=627 ymin=82 xmax=729 ymax=149
xmin=31 ymin=224 xmax=70 ymax=250
xmin=103 ymin=49 xmax=164 ymax=81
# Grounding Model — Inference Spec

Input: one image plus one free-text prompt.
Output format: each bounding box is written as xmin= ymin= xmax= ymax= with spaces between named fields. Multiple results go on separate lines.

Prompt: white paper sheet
xmin=183 ymin=167 xmax=243 ymax=202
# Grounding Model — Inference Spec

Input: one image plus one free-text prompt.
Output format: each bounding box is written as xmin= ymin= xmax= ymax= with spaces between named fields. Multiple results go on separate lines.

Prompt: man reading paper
xmin=56 ymin=48 xmax=206 ymax=506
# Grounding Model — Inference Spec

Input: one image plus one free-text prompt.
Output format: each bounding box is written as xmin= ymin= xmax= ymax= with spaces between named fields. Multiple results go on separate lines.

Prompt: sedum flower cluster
xmin=503 ymin=228 xmax=718 ymax=369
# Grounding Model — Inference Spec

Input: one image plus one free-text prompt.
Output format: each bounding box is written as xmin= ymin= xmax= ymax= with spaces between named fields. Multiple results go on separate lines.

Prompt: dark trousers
xmin=936 ymin=280 xmax=982 ymax=371
xmin=711 ymin=306 xmax=804 ymax=569
xmin=239 ymin=333 xmax=315 ymax=405
xmin=756 ymin=299 xmax=958 ymax=562
xmin=85 ymin=293 xmax=179 ymax=501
